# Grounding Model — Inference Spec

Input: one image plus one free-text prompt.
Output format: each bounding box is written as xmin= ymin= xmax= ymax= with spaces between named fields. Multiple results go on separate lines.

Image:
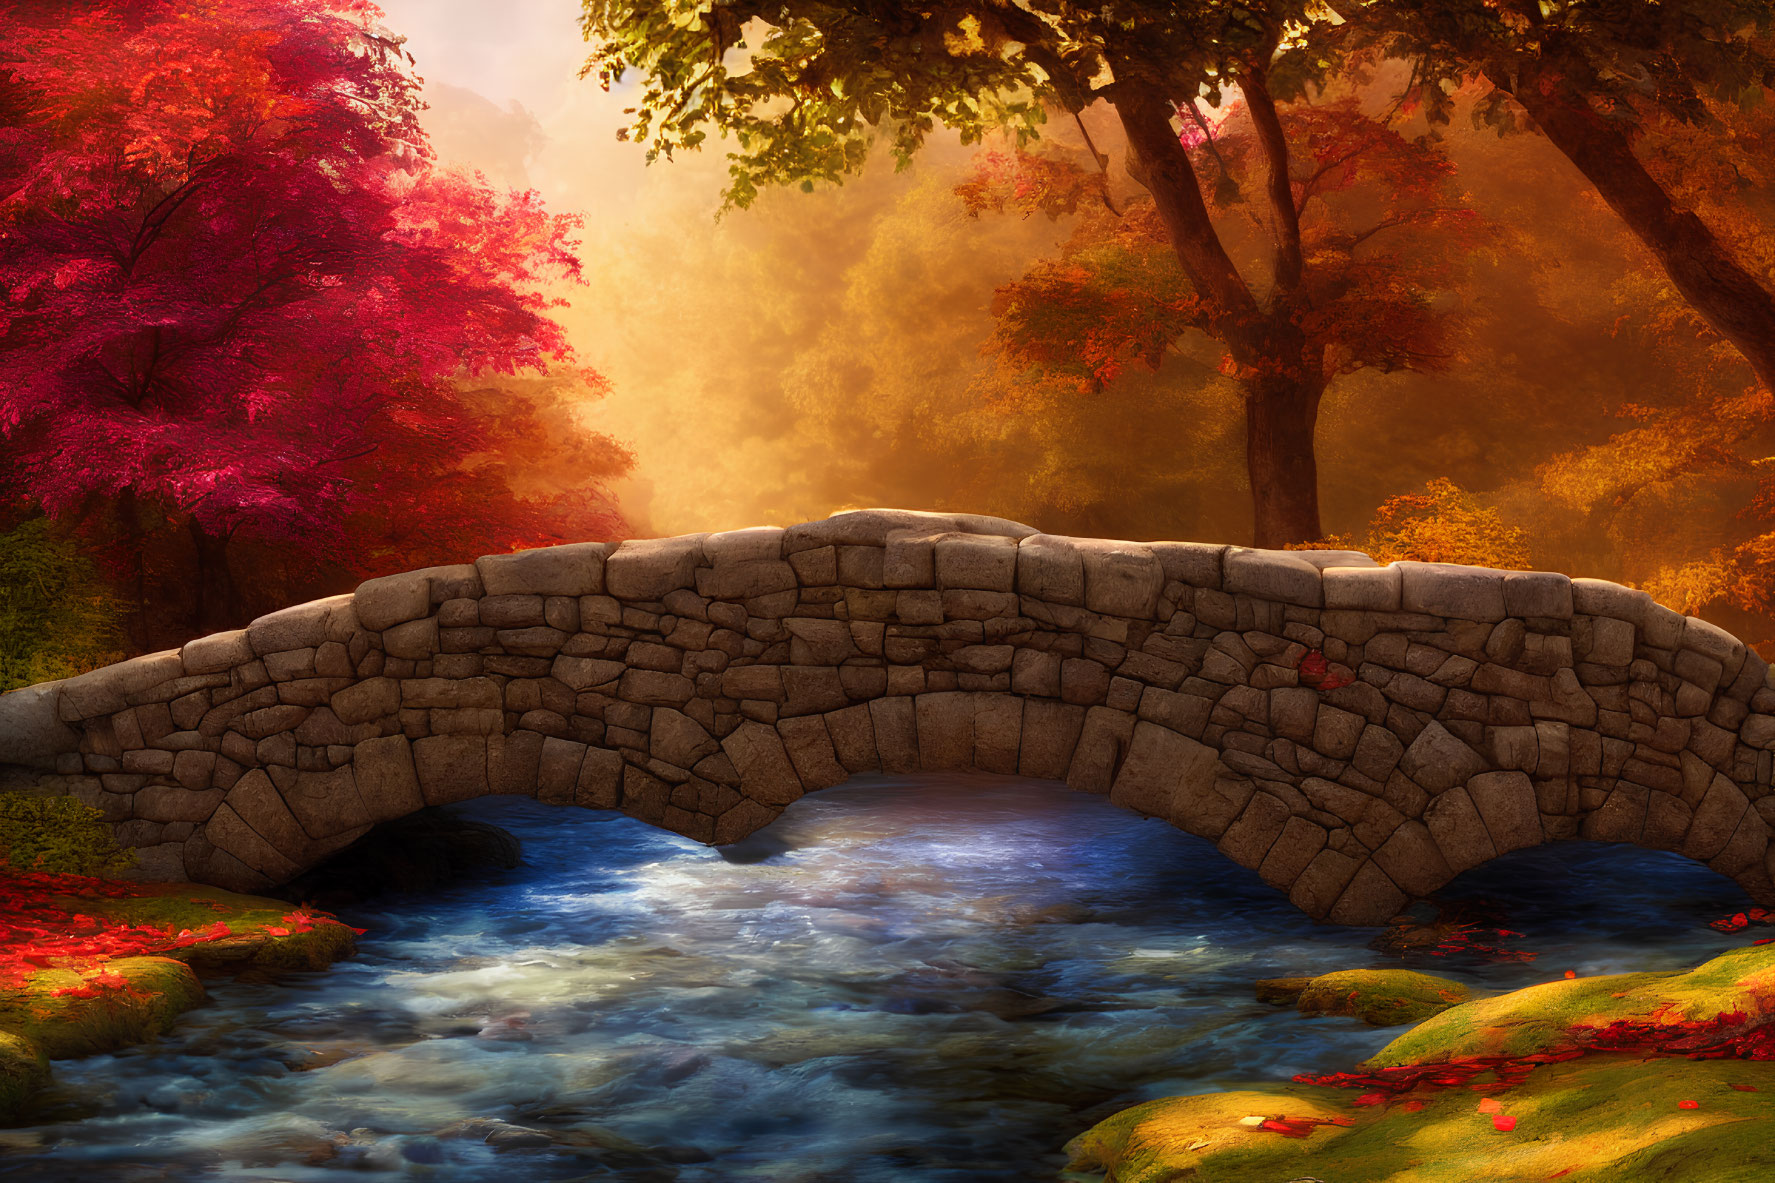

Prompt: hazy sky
xmin=370 ymin=0 xmax=1081 ymax=540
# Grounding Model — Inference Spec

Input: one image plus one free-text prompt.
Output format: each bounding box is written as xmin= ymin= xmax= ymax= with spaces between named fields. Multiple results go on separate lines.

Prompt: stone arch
xmin=4 ymin=508 xmax=1775 ymax=925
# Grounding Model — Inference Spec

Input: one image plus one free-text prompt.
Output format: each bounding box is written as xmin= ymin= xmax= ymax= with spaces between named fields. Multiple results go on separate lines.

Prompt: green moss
xmin=1066 ymin=1055 xmax=1775 ymax=1183
xmin=1267 ymin=968 xmax=1473 ymax=1026
xmin=0 ymin=883 xmax=360 ymax=1119
xmin=0 ymin=1030 xmax=47 ymax=1117
xmin=0 ymin=792 xmax=134 ymax=876
xmin=0 ymin=956 xmax=204 ymax=1060
xmin=1366 ymin=943 xmax=1775 ymax=1070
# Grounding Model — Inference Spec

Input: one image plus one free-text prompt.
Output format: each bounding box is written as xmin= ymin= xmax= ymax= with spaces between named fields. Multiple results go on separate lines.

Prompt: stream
xmin=0 ymin=773 xmax=1752 ymax=1181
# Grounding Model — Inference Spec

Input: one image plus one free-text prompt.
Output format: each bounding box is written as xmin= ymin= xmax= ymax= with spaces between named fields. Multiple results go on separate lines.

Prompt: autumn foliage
xmin=0 ymin=0 xmax=630 ymax=641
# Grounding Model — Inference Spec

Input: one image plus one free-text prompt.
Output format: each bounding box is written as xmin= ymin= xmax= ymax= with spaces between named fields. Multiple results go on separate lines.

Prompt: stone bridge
xmin=4 ymin=509 xmax=1774 ymax=925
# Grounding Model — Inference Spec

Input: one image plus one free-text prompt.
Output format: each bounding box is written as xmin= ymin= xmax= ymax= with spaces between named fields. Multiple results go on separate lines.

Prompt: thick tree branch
xmin=1242 ymin=68 xmax=1304 ymax=295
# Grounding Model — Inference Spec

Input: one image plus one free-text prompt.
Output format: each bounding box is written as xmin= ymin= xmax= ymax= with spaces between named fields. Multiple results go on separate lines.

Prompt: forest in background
xmin=4 ymin=0 xmax=1775 ymax=689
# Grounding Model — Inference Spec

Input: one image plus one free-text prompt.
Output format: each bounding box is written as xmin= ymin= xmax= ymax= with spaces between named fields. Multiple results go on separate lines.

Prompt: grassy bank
xmin=0 ymin=874 xmax=361 ymax=1121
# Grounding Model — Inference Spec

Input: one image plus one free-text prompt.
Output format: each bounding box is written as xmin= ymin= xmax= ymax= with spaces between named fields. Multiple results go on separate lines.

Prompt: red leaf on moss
xmin=1492 ymin=1115 xmax=1517 ymax=1131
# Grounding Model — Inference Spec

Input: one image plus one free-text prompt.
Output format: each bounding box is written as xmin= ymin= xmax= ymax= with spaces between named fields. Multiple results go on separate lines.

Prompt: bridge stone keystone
xmin=1223 ymin=549 xmax=1322 ymax=607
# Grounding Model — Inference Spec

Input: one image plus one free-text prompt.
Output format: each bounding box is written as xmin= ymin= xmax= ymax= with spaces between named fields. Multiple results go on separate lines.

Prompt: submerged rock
xmin=1255 ymin=968 xmax=1472 ymax=1026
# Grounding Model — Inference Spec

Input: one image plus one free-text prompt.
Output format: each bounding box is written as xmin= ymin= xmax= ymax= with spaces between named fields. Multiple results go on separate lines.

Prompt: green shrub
xmin=0 ymin=516 xmax=126 ymax=693
xmin=0 ymin=793 xmax=134 ymax=877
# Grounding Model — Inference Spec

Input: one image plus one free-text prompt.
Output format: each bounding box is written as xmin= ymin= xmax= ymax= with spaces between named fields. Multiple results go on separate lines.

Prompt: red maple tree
xmin=0 ymin=0 xmax=629 ymax=635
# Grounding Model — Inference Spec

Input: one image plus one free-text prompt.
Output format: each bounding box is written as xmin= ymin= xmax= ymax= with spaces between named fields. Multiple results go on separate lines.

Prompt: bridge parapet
xmin=4 ymin=508 xmax=1773 ymax=924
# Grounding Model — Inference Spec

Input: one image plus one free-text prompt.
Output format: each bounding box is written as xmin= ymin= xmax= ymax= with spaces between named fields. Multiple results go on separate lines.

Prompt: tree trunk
xmin=1502 ymin=57 xmax=1775 ymax=393
xmin=188 ymin=517 xmax=237 ymax=634
xmin=1246 ymin=364 xmax=1326 ymax=548
xmin=1115 ymin=84 xmax=1327 ymax=548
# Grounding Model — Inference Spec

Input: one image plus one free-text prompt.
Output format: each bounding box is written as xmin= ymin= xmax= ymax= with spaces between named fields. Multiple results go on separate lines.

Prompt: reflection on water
xmin=0 ymin=774 xmax=1752 ymax=1181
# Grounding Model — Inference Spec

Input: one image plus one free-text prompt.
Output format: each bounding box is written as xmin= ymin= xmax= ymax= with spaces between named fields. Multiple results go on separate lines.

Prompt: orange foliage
xmin=1294 ymin=478 xmax=1530 ymax=569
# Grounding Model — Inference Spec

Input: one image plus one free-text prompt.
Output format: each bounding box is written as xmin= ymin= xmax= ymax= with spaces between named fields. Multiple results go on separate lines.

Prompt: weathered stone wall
xmin=3 ymin=508 xmax=1774 ymax=925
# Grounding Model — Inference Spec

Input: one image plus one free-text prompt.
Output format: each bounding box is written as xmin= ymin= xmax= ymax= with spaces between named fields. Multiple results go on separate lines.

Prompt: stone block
xmin=1322 ymin=565 xmax=1401 ymax=612
xmin=577 ymin=748 xmax=623 ymax=809
xmin=605 ymin=534 xmax=708 ymax=600
xmin=1424 ymin=786 xmax=1497 ymax=873
xmin=353 ymin=735 xmax=424 ymax=821
xmin=1258 ymin=816 xmax=1329 ymax=890
xmin=1503 ymin=571 xmax=1573 ymax=620
xmin=414 ymin=736 xmax=490 ymax=804
xmin=330 ymin=677 xmax=399 ymax=725
xmin=1077 ymin=539 xmax=1164 ymax=618
xmin=882 ymin=530 xmax=938 ymax=588
xmin=181 ymin=630 xmax=255 ymax=676
xmin=825 ymin=704 xmax=879 ymax=773
xmin=1016 ymin=535 xmax=1085 ymax=605
xmin=284 ymin=766 xmax=370 ymax=839
xmin=1684 ymin=774 xmax=1750 ymax=861
xmin=1583 ymin=784 xmax=1650 ymax=844
xmin=721 ymin=721 xmax=805 ymax=806
xmin=697 ymin=559 xmax=799 ymax=600
xmin=1017 ymin=699 xmax=1086 ymax=780
xmin=934 ymin=534 xmax=1018 ymax=592
xmin=867 ymin=696 xmax=919 ymax=774
xmin=1571 ymin=578 xmax=1654 ymax=624
xmin=914 ymin=691 xmax=975 ymax=769
xmin=537 ymin=737 xmax=588 ymax=805
xmin=488 ymin=731 xmax=545 ymax=795
xmin=0 ymin=681 xmax=76 ymax=769
xmin=785 ymin=618 xmax=861 ymax=665
xmin=974 ymin=694 xmax=1023 ymax=774
xmin=1217 ymin=791 xmax=1292 ymax=870
xmin=477 ymin=542 xmax=612 ymax=599
xmin=1466 ymin=770 xmax=1542 ymax=854
xmin=1397 ymin=562 xmax=1506 ymax=622
xmin=1372 ymin=820 xmax=1456 ymax=896
xmin=620 ymin=669 xmax=696 ymax=707
xmin=1148 ymin=541 xmax=1226 ymax=589
xmin=1223 ymin=549 xmax=1322 ymax=607
xmin=353 ymin=570 xmax=433 ymax=632
xmin=1066 ymin=706 xmax=1135 ymax=795
xmin=778 ymin=716 xmax=848 ymax=790
xmin=1327 ymin=860 xmax=1411 ymax=925
xmin=1289 ymin=849 xmax=1363 ymax=919
xmin=651 ymin=708 xmax=721 ymax=768
xmin=1399 ymin=722 xmax=1488 ymax=793
xmin=247 ymin=595 xmax=355 ymax=656
xmin=134 ymin=785 xmax=224 ymax=823
xmin=1106 ymin=718 xmax=1220 ymax=820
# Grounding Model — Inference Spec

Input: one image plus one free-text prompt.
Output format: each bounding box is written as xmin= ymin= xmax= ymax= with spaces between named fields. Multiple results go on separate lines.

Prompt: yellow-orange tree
xmin=579 ymin=0 xmax=1483 ymax=545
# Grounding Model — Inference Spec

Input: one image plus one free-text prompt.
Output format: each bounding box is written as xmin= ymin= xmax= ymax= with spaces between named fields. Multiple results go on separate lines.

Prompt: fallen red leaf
xmin=1493 ymin=1115 xmax=1517 ymax=1131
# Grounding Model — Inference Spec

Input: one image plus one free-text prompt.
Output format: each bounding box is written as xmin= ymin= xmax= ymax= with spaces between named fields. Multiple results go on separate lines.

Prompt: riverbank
xmin=0 ymin=873 xmax=362 ymax=1121
xmin=1065 ymin=940 xmax=1775 ymax=1182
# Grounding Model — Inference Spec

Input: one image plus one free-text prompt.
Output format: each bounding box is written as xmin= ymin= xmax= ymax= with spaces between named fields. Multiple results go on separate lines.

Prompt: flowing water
xmin=0 ymin=774 xmax=1753 ymax=1181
